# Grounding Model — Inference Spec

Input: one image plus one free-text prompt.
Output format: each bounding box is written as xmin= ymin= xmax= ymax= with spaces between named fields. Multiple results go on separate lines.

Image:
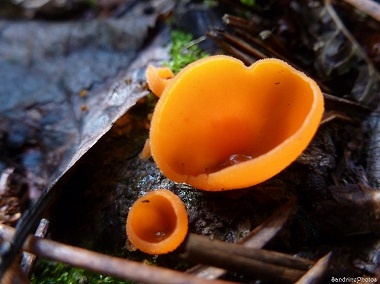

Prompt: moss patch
xmin=166 ymin=30 xmax=209 ymax=74
xmin=31 ymin=260 xmax=130 ymax=284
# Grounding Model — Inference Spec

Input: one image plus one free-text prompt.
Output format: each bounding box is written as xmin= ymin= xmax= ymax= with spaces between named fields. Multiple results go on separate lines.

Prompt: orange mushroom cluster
xmin=146 ymin=55 xmax=324 ymax=191
xmin=126 ymin=189 xmax=188 ymax=255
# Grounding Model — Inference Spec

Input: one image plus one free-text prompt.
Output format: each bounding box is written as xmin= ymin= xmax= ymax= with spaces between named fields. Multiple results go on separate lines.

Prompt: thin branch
xmin=323 ymin=92 xmax=372 ymax=112
xmin=321 ymin=111 xmax=355 ymax=125
xmin=208 ymin=29 xmax=331 ymax=93
xmin=217 ymin=30 xmax=268 ymax=60
xmin=20 ymin=218 xmax=49 ymax=276
xmin=233 ymin=29 xmax=289 ymax=62
xmin=185 ymin=234 xmax=314 ymax=271
xmin=187 ymin=198 xmax=297 ymax=279
xmin=2 ymin=261 xmax=29 ymax=284
xmin=343 ymin=0 xmax=380 ymax=23
xmin=208 ymin=31 xmax=256 ymax=65
xmin=0 ymin=224 xmax=235 ymax=284
xmin=238 ymin=198 xmax=296 ymax=248
xmin=325 ymin=0 xmax=380 ymax=103
xmin=222 ymin=14 xmax=263 ymax=34
xmin=321 ymin=93 xmax=371 ymax=124
xmin=183 ymin=234 xmax=309 ymax=283
xmin=296 ymin=252 xmax=332 ymax=284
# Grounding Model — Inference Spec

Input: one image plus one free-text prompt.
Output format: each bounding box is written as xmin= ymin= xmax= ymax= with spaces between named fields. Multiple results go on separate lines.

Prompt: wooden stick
xmin=233 ymin=29 xmax=289 ymax=62
xmin=323 ymin=93 xmax=372 ymax=113
xmin=20 ymin=218 xmax=49 ymax=276
xmin=222 ymin=14 xmax=262 ymax=34
xmin=185 ymin=234 xmax=313 ymax=270
xmin=2 ymin=261 xmax=29 ymax=284
xmin=187 ymin=198 xmax=297 ymax=279
xmin=238 ymin=198 xmax=296 ymax=248
xmin=208 ymin=31 xmax=256 ymax=65
xmin=343 ymin=0 xmax=380 ymax=23
xmin=183 ymin=234 xmax=307 ymax=283
xmin=0 ymin=224 xmax=235 ymax=284
xmin=296 ymin=252 xmax=332 ymax=284
xmin=321 ymin=111 xmax=355 ymax=125
xmin=218 ymin=31 xmax=268 ymax=59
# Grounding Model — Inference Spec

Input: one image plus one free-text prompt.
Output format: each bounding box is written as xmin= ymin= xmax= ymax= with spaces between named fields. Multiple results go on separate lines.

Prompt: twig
xmin=187 ymin=199 xmax=297 ymax=279
xmin=182 ymin=234 xmax=309 ymax=283
xmin=208 ymin=31 xmax=256 ymax=65
xmin=209 ymin=28 xmax=332 ymax=93
xmin=2 ymin=261 xmax=29 ymax=284
xmin=0 ymin=224 xmax=235 ymax=284
xmin=222 ymin=14 xmax=261 ymax=34
xmin=185 ymin=234 xmax=314 ymax=270
xmin=343 ymin=0 xmax=380 ymax=23
xmin=217 ymin=30 xmax=268 ymax=60
xmin=321 ymin=93 xmax=372 ymax=124
xmin=296 ymin=252 xmax=332 ymax=284
xmin=323 ymin=93 xmax=372 ymax=113
xmin=325 ymin=0 xmax=380 ymax=103
xmin=238 ymin=198 xmax=296 ymax=248
xmin=233 ymin=29 xmax=289 ymax=62
xmin=20 ymin=218 xmax=49 ymax=276
xmin=321 ymin=111 xmax=355 ymax=125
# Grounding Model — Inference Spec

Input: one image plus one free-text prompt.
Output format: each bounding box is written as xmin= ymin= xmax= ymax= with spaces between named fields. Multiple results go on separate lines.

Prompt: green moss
xmin=240 ymin=0 xmax=255 ymax=7
xmin=166 ymin=30 xmax=209 ymax=74
xmin=31 ymin=260 xmax=131 ymax=284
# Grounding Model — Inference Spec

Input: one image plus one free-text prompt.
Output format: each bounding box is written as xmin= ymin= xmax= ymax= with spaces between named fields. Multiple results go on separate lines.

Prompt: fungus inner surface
xmin=131 ymin=195 xmax=177 ymax=243
xmin=152 ymin=58 xmax=314 ymax=176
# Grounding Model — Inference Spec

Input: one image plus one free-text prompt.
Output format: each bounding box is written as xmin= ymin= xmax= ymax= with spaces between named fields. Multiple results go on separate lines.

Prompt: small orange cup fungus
xmin=126 ymin=189 xmax=188 ymax=254
xmin=146 ymin=65 xmax=174 ymax=98
xmin=147 ymin=55 xmax=324 ymax=191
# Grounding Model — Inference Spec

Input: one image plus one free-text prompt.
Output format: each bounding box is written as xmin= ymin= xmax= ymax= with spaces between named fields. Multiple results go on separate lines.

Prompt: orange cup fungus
xmin=146 ymin=65 xmax=174 ymax=98
xmin=126 ymin=189 xmax=188 ymax=254
xmin=146 ymin=55 xmax=324 ymax=191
